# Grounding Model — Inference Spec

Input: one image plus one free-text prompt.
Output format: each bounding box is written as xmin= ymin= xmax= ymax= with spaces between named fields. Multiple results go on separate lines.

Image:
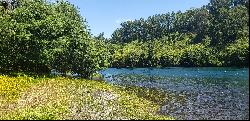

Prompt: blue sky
xmin=67 ymin=0 xmax=210 ymax=38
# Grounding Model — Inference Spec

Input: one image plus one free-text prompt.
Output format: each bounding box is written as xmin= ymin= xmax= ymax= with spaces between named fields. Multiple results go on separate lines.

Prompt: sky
xmin=67 ymin=0 xmax=210 ymax=38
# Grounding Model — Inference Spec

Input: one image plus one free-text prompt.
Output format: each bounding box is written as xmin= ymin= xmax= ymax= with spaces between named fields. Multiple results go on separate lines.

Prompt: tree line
xmin=0 ymin=0 xmax=249 ymax=78
xmin=108 ymin=0 xmax=249 ymax=67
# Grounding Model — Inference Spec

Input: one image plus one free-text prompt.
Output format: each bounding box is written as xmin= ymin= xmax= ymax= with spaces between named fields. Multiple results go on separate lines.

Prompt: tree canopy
xmin=109 ymin=0 xmax=249 ymax=67
xmin=0 ymin=0 xmax=110 ymax=78
xmin=0 ymin=0 xmax=248 ymax=78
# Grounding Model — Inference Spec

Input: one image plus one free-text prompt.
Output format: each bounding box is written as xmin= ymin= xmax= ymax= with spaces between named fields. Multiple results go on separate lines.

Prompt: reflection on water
xmin=99 ymin=67 xmax=249 ymax=120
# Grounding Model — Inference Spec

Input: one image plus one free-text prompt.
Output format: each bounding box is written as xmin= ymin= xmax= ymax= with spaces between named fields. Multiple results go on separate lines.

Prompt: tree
xmin=0 ymin=0 xmax=110 ymax=78
xmin=207 ymin=0 xmax=249 ymax=46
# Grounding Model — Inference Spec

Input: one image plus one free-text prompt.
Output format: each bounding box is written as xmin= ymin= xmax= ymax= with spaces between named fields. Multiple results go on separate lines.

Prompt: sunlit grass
xmin=0 ymin=75 xmax=39 ymax=102
xmin=0 ymin=75 xmax=174 ymax=120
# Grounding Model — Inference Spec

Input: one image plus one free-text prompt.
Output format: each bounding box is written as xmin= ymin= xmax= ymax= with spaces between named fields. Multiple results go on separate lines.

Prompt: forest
xmin=0 ymin=0 xmax=249 ymax=78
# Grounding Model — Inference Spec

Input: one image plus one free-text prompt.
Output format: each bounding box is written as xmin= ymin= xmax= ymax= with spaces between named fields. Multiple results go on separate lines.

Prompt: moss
xmin=0 ymin=75 xmax=174 ymax=120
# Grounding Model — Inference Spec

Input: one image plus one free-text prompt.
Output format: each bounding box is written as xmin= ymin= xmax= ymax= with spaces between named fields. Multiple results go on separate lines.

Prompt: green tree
xmin=0 ymin=0 xmax=110 ymax=78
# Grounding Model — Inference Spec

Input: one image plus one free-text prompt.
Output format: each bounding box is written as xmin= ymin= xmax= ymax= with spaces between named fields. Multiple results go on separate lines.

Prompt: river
xmin=99 ymin=67 xmax=249 ymax=120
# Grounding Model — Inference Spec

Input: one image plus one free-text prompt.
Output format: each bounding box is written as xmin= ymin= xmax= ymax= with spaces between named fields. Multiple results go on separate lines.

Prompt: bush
xmin=0 ymin=0 xmax=109 ymax=78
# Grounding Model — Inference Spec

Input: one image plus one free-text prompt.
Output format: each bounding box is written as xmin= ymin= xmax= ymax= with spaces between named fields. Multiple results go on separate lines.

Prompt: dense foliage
xmin=0 ymin=0 xmax=248 ymax=78
xmin=110 ymin=0 xmax=249 ymax=67
xmin=0 ymin=0 xmax=110 ymax=78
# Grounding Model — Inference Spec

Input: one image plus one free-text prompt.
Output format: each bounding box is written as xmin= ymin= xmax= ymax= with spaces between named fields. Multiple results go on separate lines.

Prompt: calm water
xmin=99 ymin=67 xmax=249 ymax=120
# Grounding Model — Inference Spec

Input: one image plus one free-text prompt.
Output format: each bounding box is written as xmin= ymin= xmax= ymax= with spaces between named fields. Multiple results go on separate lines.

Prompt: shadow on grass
xmin=0 ymin=71 xmax=68 ymax=79
xmin=121 ymin=86 xmax=167 ymax=106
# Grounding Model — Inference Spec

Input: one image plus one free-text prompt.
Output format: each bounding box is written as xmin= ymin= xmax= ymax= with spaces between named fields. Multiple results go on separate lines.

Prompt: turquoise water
xmin=99 ymin=67 xmax=249 ymax=120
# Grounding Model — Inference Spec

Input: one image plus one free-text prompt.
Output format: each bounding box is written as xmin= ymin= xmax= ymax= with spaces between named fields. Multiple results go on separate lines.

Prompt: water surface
xmin=99 ymin=67 xmax=249 ymax=120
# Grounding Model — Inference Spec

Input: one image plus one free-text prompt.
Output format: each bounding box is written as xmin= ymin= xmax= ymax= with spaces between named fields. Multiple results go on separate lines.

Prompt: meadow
xmin=0 ymin=74 xmax=173 ymax=120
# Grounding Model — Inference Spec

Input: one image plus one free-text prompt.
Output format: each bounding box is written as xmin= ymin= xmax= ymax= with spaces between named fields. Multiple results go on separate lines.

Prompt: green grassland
xmin=0 ymin=74 xmax=174 ymax=120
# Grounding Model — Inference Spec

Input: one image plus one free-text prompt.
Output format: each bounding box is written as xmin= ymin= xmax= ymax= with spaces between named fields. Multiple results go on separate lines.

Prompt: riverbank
xmin=0 ymin=74 xmax=173 ymax=120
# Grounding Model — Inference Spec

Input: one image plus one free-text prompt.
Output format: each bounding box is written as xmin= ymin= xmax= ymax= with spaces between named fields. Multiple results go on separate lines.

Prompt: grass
xmin=0 ymin=74 xmax=174 ymax=120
